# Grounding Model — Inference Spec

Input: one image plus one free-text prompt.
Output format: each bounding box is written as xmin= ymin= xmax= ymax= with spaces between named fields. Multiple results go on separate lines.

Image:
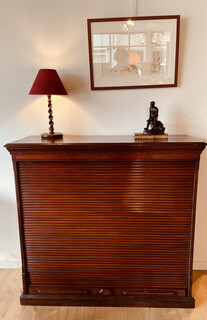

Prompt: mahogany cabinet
xmin=5 ymin=135 xmax=206 ymax=308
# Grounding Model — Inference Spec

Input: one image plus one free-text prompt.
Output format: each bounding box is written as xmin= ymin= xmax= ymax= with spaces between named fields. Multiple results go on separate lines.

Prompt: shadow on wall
xmin=177 ymin=17 xmax=188 ymax=87
xmin=62 ymin=74 xmax=89 ymax=94
xmin=0 ymin=197 xmax=20 ymax=267
xmin=194 ymin=148 xmax=207 ymax=267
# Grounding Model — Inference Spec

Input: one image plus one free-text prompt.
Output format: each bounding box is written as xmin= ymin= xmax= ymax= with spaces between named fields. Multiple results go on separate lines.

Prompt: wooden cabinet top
xmin=4 ymin=134 xmax=207 ymax=146
xmin=5 ymin=135 xmax=206 ymax=160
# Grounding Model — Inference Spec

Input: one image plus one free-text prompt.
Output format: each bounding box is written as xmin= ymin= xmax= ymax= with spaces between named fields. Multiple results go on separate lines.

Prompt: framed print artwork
xmin=87 ymin=16 xmax=180 ymax=90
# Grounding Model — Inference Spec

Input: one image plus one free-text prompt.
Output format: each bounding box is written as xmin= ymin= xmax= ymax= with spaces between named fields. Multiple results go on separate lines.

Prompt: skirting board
xmin=0 ymin=261 xmax=21 ymax=269
xmin=193 ymin=261 xmax=207 ymax=270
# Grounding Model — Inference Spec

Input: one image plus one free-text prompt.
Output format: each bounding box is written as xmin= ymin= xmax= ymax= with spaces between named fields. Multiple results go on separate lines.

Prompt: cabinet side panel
xmin=13 ymin=161 xmax=29 ymax=293
xmin=18 ymin=160 xmax=195 ymax=295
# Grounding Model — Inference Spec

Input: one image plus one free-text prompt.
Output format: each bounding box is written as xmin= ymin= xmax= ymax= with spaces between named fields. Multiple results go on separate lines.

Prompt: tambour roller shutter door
xmin=17 ymin=160 xmax=195 ymax=295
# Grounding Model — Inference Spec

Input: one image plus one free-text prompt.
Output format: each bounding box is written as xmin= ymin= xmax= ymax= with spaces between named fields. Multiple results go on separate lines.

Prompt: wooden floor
xmin=0 ymin=269 xmax=207 ymax=320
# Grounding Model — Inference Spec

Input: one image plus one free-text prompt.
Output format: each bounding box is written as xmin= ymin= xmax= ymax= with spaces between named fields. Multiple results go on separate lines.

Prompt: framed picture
xmin=87 ymin=15 xmax=180 ymax=90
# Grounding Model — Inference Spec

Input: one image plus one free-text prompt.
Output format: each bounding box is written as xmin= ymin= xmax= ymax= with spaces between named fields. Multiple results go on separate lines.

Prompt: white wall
xmin=0 ymin=0 xmax=207 ymax=269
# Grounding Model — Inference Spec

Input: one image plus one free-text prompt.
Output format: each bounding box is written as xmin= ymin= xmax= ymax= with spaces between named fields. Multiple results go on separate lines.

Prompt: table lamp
xmin=29 ymin=69 xmax=67 ymax=139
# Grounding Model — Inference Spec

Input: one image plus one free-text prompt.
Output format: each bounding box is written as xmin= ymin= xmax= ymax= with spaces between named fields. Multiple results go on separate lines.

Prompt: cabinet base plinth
xmin=20 ymin=293 xmax=195 ymax=308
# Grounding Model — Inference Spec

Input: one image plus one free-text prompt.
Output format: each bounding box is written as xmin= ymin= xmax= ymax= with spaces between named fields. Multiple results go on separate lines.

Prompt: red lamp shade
xmin=29 ymin=69 xmax=67 ymax=95
xmin=29 ymin=69 xmax=67 ymax=139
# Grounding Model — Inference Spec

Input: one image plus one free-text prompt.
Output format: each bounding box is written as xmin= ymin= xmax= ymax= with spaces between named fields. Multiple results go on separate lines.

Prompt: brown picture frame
xmin=87 ymin=15 xmax=180 ymax=90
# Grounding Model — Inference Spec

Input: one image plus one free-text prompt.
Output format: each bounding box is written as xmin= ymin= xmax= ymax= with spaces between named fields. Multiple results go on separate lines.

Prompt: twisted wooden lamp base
xmin=41 ymin=95 xmax=63 ymax=139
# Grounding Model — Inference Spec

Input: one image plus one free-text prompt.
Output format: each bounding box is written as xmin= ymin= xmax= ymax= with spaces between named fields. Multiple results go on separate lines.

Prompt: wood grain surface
xmin=5 ymin=135 xmax=206 ymax=307
xmin=19 ymin=161 xmax=194 ymax=295
xmin=1 ymin=269 xmax=207 ymax=320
